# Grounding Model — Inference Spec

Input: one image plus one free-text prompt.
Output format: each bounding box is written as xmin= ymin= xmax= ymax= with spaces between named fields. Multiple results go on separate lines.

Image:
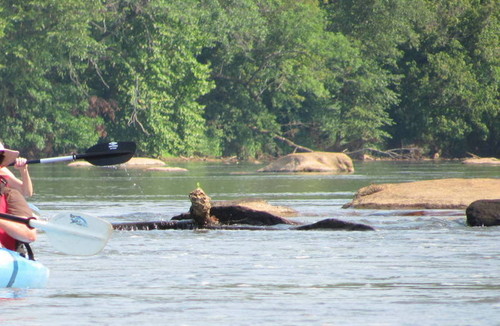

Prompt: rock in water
xmin=466 ymin=199 xmax=500 ymax=227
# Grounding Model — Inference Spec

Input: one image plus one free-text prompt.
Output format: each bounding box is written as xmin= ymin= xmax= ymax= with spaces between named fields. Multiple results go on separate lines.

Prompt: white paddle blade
xmin=31 ymin=213 xmax=113 ymax=256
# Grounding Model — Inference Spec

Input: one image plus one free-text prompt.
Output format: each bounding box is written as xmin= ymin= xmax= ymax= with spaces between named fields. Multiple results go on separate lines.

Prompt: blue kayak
xmin=0 ymin=248 xmax=49 ymax=288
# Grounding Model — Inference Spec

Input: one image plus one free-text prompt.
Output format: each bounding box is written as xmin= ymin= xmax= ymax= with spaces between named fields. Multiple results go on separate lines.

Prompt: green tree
xmin=1 ymin=0 xmax=496 ymax=159
xmin=86 ymin=0 xmax=216 ymax=157
xmin=324 ymin=0 xmax=423 ymax=68
xmin=0 ymin=0 xmax=106 ymax=156
xmin=200 ymin=0 xmax=396 ymax=158
xmin=394 ymin=0 xmax=499 ymax=156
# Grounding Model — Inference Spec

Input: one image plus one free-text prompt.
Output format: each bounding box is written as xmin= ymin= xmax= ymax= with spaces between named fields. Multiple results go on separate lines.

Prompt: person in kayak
xmin=0 ymin=143 xmax=36 ymax=255
xmin=0 ymin=142 xmax=33 ymax=197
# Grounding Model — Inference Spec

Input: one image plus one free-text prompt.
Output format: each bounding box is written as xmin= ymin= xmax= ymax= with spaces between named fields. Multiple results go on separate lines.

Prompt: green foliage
xmin=0 ymin=0 xmax=497 ymax=158
xmin=393 ymin=0 xmax=499 ymax=156
xmin=200 ymin=0 xmax=395 ymax=158
xmin=0 ymin=0 xmax=105 ymax=155
xmin=86 ymin=0 xmax=215 ymax=157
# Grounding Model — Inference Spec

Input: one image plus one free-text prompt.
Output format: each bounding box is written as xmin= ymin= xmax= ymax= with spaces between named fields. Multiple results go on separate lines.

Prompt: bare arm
xmin=0 ymin=158 xmax=33 ymax=197
xmin=0 ymin=219 xmax=37 ymax=243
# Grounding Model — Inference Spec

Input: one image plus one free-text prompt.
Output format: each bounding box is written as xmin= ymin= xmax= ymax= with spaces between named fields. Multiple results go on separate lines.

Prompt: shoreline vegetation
xmin=161 ymin=154 xmax=500 ymax=166
xmin=67 ymin=152 xmax=500 ymax=169
xmin=157 ymin=144 xmax=500 ymax=165
xmin=2 ymin=1 xmax=498 ymax=163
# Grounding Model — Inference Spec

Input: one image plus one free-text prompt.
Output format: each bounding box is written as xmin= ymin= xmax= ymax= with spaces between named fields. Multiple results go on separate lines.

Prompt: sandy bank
xmin=344 ymin=178 xmax=500 ymax=209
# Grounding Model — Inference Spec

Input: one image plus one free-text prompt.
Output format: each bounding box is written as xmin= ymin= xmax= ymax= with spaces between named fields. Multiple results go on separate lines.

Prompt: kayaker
xmin=0 ymin=142 xmax=33 ymax=197
xmin=0 ymin=143 xmax=37 ymax=255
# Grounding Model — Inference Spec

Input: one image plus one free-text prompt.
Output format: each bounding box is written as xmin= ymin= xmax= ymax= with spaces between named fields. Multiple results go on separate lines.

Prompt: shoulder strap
xmin=0 ymin=175 xmax=7 ymax=195
xmin=16 ymin=241 xmax=36 ymax=261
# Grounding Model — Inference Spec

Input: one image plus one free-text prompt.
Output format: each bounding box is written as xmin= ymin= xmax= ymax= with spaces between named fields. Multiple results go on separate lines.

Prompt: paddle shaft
xmin=0 ymin=212 xmax=34 ymax=227
xmin=25 ymin=151 xmax=132 ymax=165
xmin=8 ymin=141 xmax=136 ymax=167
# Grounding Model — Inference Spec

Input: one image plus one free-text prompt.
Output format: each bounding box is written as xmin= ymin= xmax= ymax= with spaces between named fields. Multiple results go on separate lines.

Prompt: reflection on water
xmin=1 ymin=161 xmax=499 ymax=325
xmin=0 ymin=288 xmax=30 ymax=300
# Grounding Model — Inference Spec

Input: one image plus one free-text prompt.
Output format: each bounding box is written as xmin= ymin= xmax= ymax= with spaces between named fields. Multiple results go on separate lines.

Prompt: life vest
xmin=0 ymin=175 xmax=17 ymax=250
xmin=0 ymin=175 xmax=34 ymax=260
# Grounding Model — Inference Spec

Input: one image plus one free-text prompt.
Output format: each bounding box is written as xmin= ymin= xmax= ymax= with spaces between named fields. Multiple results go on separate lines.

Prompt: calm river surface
xmin=1 ymin=160 xmax=499 ymax=326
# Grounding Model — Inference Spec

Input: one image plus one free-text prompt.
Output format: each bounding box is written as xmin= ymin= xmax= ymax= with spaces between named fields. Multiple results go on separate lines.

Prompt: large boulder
xmin=258 ymin=152 xmax=354 ymax=173
xmin=466 ymin=199 xmax=500 ymax=226
xmin=344 ymin=178 xmax=500 ymax=209
xmin=119 ymin=157 xmax=166 ymax=167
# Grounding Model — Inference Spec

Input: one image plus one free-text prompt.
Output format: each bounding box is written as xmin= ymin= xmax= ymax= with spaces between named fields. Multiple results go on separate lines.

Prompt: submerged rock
xmin=113 ymin=187 xmax=374 ymax=231
xmin=294 ymin=218 xmax=375 ymax=231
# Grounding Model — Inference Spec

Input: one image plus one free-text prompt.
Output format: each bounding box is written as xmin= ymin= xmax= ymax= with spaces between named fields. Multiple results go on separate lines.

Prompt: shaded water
xmin=1 ymin=161 xmax=499 ymax=325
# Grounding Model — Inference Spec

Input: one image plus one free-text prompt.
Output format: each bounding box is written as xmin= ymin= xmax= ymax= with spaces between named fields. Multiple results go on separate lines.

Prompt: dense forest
xmin=0 ymin=0 xmax=498 ymax=159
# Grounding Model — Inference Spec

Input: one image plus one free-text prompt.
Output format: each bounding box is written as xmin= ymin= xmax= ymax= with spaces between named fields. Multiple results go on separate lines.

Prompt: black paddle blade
xmin=79 ymin=141 xmax=136 ymax=166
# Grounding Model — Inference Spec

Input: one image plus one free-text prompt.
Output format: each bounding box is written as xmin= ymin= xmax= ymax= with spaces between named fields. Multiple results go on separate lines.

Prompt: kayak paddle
xmin=0 ymin=212 xmax=113 ymax=256
xmin=9 ymin=141 xmax=136 ymax=167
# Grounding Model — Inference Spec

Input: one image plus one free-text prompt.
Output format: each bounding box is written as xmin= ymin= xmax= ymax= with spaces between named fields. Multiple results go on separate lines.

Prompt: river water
xmin=0 ymin=160 xmax=499 ymax=325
